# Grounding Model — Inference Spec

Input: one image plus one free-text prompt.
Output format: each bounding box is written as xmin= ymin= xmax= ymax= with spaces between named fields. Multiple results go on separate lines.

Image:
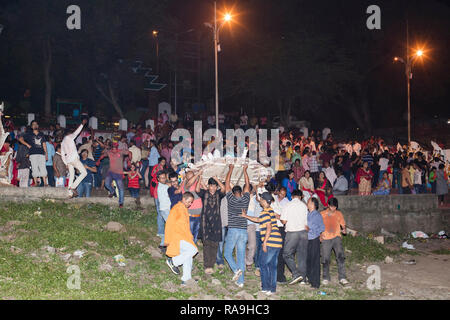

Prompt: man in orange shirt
xmin=164 ymin=192 xmax=198 ymax=284
xmin=320 ymin=197 xmax=349 ymax=286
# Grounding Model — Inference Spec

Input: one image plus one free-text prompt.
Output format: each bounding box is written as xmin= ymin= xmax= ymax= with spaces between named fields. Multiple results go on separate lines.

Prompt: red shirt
xmin=108 ymin=150 xmax=128 ymax=174
xmin=128 ymin=173 xmax=140 ymax=189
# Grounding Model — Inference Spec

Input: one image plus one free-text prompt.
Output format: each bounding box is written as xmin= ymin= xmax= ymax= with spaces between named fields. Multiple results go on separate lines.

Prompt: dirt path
xmin=352 ymin=239 xmax=450 ymax=300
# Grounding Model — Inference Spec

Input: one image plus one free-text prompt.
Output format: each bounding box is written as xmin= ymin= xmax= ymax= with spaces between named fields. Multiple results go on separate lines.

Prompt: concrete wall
xmin=0 ymin=187 xmax=448 ymax=234
xmin=334 ymin=194 xmax=448 ymax=234
xmin=0 ymin=187 xmax=156 ymax=209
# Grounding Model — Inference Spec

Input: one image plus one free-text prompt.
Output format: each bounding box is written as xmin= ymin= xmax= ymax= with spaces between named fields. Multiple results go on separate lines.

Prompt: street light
xmin=394 ymin=48 xmax=425 ymax=143
xmin=152 ymin=30 xmax=159 ymax=73
xmin=205 ymin=1 xmax=233 ymax=135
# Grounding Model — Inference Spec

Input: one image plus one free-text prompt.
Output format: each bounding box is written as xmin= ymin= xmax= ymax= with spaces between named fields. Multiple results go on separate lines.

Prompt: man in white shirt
xmin=353 ymin=142 xmax=361 ymax=156
xmin=280 ymin=190 xmax=309 ymax=285
xmin=128 ymin=140 xmax=142 ymax=164
xmin=333 ymin=170 xmax=349 ymax=195
xmin=78 ymin=137 xmax=94 ymax=161
xmin=272 ymin=186 xmax=290 ymax=283
xmin=157 ymin=170 xmax=171 ymax=248
xmin=61 ymin=119 xmax=88 ymax=198
xmin=378 ymin=151 xmax=389 ymax=182
xmin=322 ymin=161 xmax=337 ymax=186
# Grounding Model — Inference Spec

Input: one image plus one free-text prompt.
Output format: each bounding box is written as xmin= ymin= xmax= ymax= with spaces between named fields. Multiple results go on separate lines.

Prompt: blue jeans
xmin=77 ymin=182 xmax=92 ymax=198
xmin=379 ymin=170 xmax=386 ymax=182
xmin=105 ymin=171 xmax=124 ymax=205
xmin=414 ymin=184 xmax=424 ymax=194
xmin=343 ymin=170 xmax=351 ymax=186
xmin=140 ymin=159 xmax=149 ymax=182
xmin=129 ymin=188 xmax=140 ymax=198
xmin=94 ymin=163 xmax=102 ymax=188
xmin=46 ymin=166 xmax=55 ymax=187
xmin=373 ymin=188 xmax=390 ymax=195
xmin=155 ymin=199 xmax=165 ymax=239
xmin=159 ymin=209 xmax=170 ymax=246
xmin=216 ymin=227 xmax=227 ymax=265
xmin=260 ymin=247 xmax=280 ymax=293
xmin=255 ymin=230 xmax=262 ymax=269
xmin=224 ymin=228 xmax=248 ymax=285
xmin=393 ymin=168 xmax=400 ymax=189
xmin=189 ymin=216 xmax=201 ymax=244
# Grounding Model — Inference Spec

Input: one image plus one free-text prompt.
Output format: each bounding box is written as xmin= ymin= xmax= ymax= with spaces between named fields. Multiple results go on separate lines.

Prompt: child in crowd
xmin=53 ymin=144 xmax=68 ymax=188
xmin=124 ymin=162 xmax=142 ymax=206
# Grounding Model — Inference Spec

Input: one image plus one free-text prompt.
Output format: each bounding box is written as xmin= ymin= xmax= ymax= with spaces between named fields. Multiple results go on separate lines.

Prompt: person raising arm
xmin=225 ymin=164 xmax=234 ymax=194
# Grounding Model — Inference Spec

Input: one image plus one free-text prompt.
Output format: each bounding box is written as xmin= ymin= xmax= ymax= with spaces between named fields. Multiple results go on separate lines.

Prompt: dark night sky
xmin=0 ymin=0 xmax=449 ymax=135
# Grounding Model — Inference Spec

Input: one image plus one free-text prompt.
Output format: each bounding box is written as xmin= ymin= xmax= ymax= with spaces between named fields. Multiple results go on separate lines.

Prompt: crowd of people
xmin=1 ymin=112 xmax=448 ymax=205
xmin=1 ymin=110 xmax=448 ymax=293
xmin=163 ymin=163 xmax=349 ymax=293
xmin=275 ymin=131 xmax=449 ymax=206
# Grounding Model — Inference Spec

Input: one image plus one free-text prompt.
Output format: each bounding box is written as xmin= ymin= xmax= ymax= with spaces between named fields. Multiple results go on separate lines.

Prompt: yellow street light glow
xmin=224 ymin=13 xmax=232 ymax=22
xmin=152 ymin=30 xmax=158 ymax=37
xmin=416 ymin=49 xmax=423 ymax=57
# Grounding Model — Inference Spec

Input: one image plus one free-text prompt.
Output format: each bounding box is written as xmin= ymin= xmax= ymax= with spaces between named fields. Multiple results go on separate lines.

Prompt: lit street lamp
xmin=393 ymin=21 xmax=426 ymax=143
xmin=152 ymin=30 xmax=159 ymax=74
xmin=205 ymin=1 xmax=233 ymax=135
xmin=394 ymin=48 xmax=424 ymax=144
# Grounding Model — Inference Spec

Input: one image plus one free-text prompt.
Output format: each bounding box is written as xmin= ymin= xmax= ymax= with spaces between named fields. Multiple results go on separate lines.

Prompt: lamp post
xmin=394 ymin=49 xmax=423 ymax=144
xmin=394 ymin=21 xmax=425 ymax=144
xmin=152 ymin=30 xmax=159 ymax=74
xmin=205 ymin=1 xmax=232 ymax=135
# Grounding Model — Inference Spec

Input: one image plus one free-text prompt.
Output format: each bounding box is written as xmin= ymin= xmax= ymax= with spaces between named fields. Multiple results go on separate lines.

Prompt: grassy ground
xmin=0 ymin=200 xmax=395 ymax=300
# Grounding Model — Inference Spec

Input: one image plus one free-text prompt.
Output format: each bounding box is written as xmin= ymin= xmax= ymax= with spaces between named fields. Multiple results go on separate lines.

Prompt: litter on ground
xmin=402 ymin=241 xmax=415 ymax=250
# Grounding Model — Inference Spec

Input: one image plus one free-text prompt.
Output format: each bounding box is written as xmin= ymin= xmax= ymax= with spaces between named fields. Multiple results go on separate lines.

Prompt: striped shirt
xmin=93 ymin=145 xmax=103 ymax=162
xmin=259 ymin=207 xmax=283 ymax=248
xmin=362 ymin=154 xmax=374 ymax=165
xmin=226 ymin=191 xmax=250 ymax=229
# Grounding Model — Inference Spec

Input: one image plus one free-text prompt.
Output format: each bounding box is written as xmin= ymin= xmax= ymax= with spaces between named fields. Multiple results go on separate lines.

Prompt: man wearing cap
xmin=96 ymin=141 xmax=131 ymax=208
xmin=195 ymin=176 xmax=226 ymax=274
